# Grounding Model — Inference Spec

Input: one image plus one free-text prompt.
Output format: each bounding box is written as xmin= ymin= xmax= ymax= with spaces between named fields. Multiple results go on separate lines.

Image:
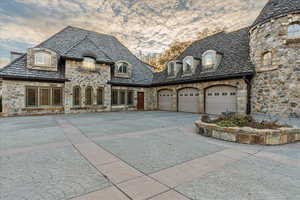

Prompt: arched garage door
xmin=205 ymin=86 xmax=237 ymax=115
xmin=158 ymin=90 xmax=172 ymax=111
xmin=178 ymin=88 xmax=200 ymax=113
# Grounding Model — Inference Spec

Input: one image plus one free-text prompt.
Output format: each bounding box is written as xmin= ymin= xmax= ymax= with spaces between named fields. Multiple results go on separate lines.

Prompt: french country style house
xmin=0 ymin=0 xmax=300 ymax=118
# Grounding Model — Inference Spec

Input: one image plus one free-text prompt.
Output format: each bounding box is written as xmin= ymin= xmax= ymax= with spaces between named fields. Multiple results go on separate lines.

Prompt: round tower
xmin=249 ymin=0 xmax=300 ymax=117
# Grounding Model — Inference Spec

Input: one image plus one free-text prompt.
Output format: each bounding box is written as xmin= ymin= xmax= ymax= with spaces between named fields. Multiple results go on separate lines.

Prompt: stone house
xmin=0 ymin=0 xmax=300 ymax=118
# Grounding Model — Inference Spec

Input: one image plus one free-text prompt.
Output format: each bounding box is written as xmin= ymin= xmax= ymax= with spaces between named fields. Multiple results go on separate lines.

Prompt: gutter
xmin=0 ymin=75 xmax=69 ymax=83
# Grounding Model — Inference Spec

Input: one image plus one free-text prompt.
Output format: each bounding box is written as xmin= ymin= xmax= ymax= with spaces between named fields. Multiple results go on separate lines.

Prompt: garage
xmin=158 ymin=90 xmax=172 ymax=111
xmin=178 ymin=88 xmax=200 ymax=113
xmin=205 ymin=86 xmax=237 ymax=115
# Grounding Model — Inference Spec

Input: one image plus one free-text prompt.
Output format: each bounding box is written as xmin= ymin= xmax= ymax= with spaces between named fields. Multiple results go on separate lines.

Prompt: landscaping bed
xmin=196 ymin=115 xmax=300 ymax=145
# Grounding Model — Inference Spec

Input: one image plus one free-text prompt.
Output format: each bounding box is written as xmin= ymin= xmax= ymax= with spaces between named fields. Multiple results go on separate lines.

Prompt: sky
xmin=0 ymin=0 xmax=268 ymax=66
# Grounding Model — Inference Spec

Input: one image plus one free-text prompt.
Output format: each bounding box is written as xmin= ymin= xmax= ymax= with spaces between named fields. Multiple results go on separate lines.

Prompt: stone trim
xmin=195 ymin=120 xmax=300 ymax=145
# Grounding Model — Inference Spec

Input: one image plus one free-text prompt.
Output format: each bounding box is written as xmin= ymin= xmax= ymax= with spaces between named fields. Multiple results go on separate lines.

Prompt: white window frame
xmin=168 ymin=61 xmax=175 ymax=76
xmin=202 ymin=50 xmax=216 ymax=69
xmin=34 ymin=52 xmax=51 ymax=66
xmin=183 ymin=56 xmax=194 ymax=74
xmin=116 ymin=61 xmax=129 ymax=74
xmin=288 ymin=23 xmax=300 ymax=39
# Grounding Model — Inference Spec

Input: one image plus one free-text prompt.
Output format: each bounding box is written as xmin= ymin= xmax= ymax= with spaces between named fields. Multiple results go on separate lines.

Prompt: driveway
xmin=1 ymin=111 xmax=300 ymax=200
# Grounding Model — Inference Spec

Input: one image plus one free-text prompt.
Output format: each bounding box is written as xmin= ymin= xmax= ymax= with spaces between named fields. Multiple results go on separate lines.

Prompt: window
xmin=85 ymin=87 xmax=93 ymax=106
xmin=52 ymin=88 xmax=63 ymax=106
xmin=73 ymin=86 xmax=81 ymax=106
xmin=40 ymin=88 xmax=51 ymax=106
xmin=35 ymin=52 xmax=51 ymax=66
xmin=112 ymin=89 xmax=118 ymax=105
xmin=183 ymin=57 xmax=193 ymax=74
xmin=26 ymin=87 xmax=38 ymax=107
xmin=262 ymin=52 xmax=272 ymax=67
xmin=168 ymin=62 xmax=175 ymax=76
xmin=119 ymin=90 xmax=126 ymax=105
xmin=83 ymin=57 xmax=96 ymax=71
xmin=204 ymin=52 xmax=214 ymax=67
xmin=26 ymin=86 xmax=63 ymax=107
xmin=127 ymin=91 xmax=134 ymax=105
xmin=117 ymin=62 xmax=129 ymax=74
xmin=96 ymin=88 xmax=104 ymax=105
xmin=288 ymin=23 xmax=300 ymax=39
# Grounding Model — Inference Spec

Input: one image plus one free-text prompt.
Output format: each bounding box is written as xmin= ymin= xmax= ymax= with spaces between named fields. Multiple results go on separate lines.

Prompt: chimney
xmin=10 ymin=51 xmax=24 ymax=62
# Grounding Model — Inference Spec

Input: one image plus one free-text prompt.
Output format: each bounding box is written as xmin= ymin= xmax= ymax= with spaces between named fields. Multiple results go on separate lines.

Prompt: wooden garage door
xmin=206 ymin=86 xmax=237 ymax=115
xmin=178 ymin=88 xmax=200 ymax=113
xmin=158 ymin=90 xmax=172 ymax=111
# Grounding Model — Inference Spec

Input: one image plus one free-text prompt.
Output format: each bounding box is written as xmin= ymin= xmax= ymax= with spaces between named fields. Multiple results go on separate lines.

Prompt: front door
xmin=137 ymin=92 xmax=144 ymax=110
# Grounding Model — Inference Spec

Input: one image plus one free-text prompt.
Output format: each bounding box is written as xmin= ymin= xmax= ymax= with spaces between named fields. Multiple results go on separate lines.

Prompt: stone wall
xmin=250 ymin=14 xmax=300 ymax=117
xmin=152 ymin=78 xmax=248 ymax=115
xmin=1 ymin=80 xmax=64 ymax=116
xmin=196 ymin=120 xmax=300 ymax=145
xmin=111 ymin=86 xmax=154 ymax=112
xmin=64 ymin=60 xmax=111 ymax=114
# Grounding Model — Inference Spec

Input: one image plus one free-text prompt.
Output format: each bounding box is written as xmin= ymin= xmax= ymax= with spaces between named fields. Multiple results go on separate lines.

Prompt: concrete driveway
xmin=1 ymin=111 xmax=300 ymax=200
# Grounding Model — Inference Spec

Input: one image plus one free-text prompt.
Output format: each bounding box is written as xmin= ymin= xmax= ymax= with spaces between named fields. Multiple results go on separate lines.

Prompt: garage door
xmin=205 ymin=86 xmax=237 ymax=115
xmin=158 ymin=90 xmax=172 ymax=111
xmin=178 ymin=88 xmax=200 ymax=113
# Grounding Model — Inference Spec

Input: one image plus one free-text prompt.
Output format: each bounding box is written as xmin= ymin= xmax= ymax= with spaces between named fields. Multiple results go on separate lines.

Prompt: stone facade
xmin=152 ymin=79 xmax=248 ymax=115
xmin=64 ymin=60 xmax=111 ymax=114
xmin=250 ymin=14 xmax=300 ymax=117
xmin=1 ymin=80 xmax=64 ymax=116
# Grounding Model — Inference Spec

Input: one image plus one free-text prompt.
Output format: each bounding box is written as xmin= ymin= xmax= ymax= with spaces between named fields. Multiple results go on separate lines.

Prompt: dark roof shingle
xmin=252 ymin=0 xmax=300 ymax=28
xmin=152 ymin=28 xmax=254 ymax=85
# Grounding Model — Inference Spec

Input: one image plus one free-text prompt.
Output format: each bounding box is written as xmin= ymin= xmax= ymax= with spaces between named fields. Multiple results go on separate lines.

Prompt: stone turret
xmin=249 ymin=0 xmax=300 ymax=117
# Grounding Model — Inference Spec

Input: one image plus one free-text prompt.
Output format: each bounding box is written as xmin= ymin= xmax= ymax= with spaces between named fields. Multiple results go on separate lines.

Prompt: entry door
xmin=206 ymin=86 xmax=237 ymax=114
xmin=158 ymin=90 xmax=172 ymax=111
xmin=137 ymin=92 xmax=144 ymax=110
xmin=178 ymin=88 xmax=200 ymax=113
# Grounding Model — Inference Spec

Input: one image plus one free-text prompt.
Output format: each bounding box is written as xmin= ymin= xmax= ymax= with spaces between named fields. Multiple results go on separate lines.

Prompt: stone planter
xmin=195 ymin=120 xmax=300 ymax=145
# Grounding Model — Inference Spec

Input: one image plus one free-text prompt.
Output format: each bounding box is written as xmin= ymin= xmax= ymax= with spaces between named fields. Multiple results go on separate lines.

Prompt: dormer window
xmin=202 ymin=50 xmax=217 ymax=70
xmin=117 ymin=62 xmax=129 ymax=74
xmin=35 ymin=52 xmax=51 ymax=66
xmin=183 ymin=56 xmax=193 ymax=74
xmin=288 ymin=23 xmax=300 ymax=39
xmin=83 ymin=57 xmax=96 ymax=71
xmin=168 ymin=61 xmax=175 ymax=76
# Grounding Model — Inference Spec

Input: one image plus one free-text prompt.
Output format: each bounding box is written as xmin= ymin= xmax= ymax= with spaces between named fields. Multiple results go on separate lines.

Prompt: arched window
xmin=288 ymin=23 xmax=300 ymax=39
xmin=85 ymin=87 xmax=93 ymax=106
xmin=117 ymin=62 xmax=129 ymax=74
xmin=262 ymin=52 xmax=272 ymax=67
xmin=203 ymin=52 xmax=214 ymax=67
xmin=35 ymin=52 xmax=51 ymax=66
xmin=96 ymin=87 xmax=104 ymax=105
xmin=168 ymin=61 xmax=175 ymax=76
xmin=183 ymin=56 xmax=193 ymax=74
xmin=83 ymin=57 xmax=96 ymax=71
xmin=73 ymin=86 xmax=81 ymax=106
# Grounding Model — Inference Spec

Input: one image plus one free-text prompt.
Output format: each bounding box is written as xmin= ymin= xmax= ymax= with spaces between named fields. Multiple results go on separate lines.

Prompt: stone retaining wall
xmin=195 ymin=120 xmax=300 ymax=145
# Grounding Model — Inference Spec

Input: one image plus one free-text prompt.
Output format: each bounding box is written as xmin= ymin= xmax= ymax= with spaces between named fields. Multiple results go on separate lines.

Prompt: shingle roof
xmin=0 ymin=55 xmax=66 ymax=82
xmin=252 ymin=0 xmax=300 ymax=28
xmin=152 ymin=28 xmax=254 ymax=86
xmin=0 ymin=26 xmax=153 ymax=84
xmin=62 ymin=36 xmax=113 ymax=63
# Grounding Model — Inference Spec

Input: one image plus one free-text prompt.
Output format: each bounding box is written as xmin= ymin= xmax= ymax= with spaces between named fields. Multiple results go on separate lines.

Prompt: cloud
xmin=0 ymin=0 xmax=268 ymax=60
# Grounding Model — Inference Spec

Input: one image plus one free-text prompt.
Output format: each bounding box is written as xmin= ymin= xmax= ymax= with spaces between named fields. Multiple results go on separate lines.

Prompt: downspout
xmin=243 ymin=76 xmax=252 ymax=115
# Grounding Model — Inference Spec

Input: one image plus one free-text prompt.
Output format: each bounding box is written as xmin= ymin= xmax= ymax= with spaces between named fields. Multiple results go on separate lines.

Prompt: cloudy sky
xmin=0 ymin=0 xmax=268 ymax=66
